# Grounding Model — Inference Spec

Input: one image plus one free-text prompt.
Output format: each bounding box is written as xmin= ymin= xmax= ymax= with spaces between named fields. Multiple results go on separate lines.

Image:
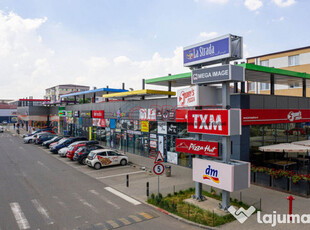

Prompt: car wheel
xmin=81 ymin=158 xmax=87 ymax=165
xmin=94 ymin=163 xmax=101 ymax=170
xmin=120 ymin=159 xmax=127 ymax=166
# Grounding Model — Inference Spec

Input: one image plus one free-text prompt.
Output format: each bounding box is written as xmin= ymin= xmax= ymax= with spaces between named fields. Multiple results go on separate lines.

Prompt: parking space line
xmin=10 ymin=202 xmax=30 ymax=230
xmin=31 ymin=199 xmax=54 ymax=225
xmin=104 ymin=187 xmax=141 ymax=205
xmin=84 ymin=165 xmax=131 ymax=174
xmin=96 ymin=170 xmax=145 ymax=179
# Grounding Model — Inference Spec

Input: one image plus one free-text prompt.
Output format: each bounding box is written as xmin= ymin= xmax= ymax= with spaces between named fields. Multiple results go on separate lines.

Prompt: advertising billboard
xmin=187 ymin=109 xmax=241 ymax=136
xmin=92 ymin=110 xmax=104 ymax=119
xmin=192 ymin=158 xmax=250 ymax=192
xmin=175 ymin=138 xmax=219 ymax=157
xmin=183 ymin=34 xmax=242 ymax=67
xmin=191 ymin=64 xmax=244 ymax=84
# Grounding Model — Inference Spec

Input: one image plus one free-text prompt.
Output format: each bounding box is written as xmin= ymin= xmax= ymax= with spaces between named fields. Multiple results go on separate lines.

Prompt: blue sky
xmin=0 ymin=0 xmax=309 ymax=98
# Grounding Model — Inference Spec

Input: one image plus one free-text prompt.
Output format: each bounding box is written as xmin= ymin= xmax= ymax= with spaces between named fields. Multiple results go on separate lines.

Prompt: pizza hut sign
xmin=176 ymin=138 xmax=218 ymax=157
xmin=187 ymin=109 xmax=241 ymax=136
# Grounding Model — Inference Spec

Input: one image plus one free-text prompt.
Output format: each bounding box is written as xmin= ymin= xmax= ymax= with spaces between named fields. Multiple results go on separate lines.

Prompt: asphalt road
xmin=0 ymin=132 xmax=198 ymax=230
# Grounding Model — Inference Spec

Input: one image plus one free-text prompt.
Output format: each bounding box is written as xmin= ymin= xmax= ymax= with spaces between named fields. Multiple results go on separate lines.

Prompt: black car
xmin=50 ymin=136 xmax=88 ymax=154
xmin=73 ymin=144 xmax=104 ymax=165
xmin=35 ymin=133 xmax=57 ymax=145
xmin=42 ymin=136 xmax=63 ymax=148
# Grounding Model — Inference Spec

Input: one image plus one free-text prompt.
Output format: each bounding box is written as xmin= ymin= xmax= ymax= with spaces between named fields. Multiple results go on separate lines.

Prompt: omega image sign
xmin=191 ymin=64 xmax=244 ymax=84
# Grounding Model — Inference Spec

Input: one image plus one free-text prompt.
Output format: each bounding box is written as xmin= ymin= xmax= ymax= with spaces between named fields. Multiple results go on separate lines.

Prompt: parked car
xmin=66 ymin=140 xmax=99 ymax=160
xmin=49 ymin=137 xmax=68 ymax=149
xmin=35 ymin=133 xmax=57 ymax=145
xmin=42 ymin=136 xmax=63 ymax=148
xmin=71 ymin=142 xmax=102 ymax=164
xmin=58 ymin=140 xmax=89 ymax=157
xmin=2 ymin=121 xmax=8 ymax=125
xmin=85 ymin=149 xmax=128 ymax=170
xmin=0 ymin=126 xmax=4 ymax=133
xmin=50 ymin=136 xmax=88 ymax=154
xmin=24 ymin=132 xmax=50 ymax=143
xmin=22 ymin=128 xmax=54 ymax=138
xmin=284 ymin=128 xmax=306 ymax=135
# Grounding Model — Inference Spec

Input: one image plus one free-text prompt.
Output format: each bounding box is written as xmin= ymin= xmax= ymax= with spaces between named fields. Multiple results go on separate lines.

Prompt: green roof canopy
xmin=145 ymin=63 xmax=310 ymax=87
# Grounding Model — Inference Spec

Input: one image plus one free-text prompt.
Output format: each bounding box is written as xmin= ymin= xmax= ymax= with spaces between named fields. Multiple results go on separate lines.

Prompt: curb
xmin=144 ymin=202 xmax=218 ymax=230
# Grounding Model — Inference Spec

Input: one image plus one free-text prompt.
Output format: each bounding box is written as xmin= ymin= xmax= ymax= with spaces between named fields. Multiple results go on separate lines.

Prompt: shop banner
xmin=176 ymin=109 xmax=188 ymax=123
xmin=141 ymin=121 xmax=149 ymax=132
xmin=176 ymin=138 xmax=219 ymax=157
xmin=93 ymin=118 xmax=105 ymax=127
xmin=150 ymin=140 xmax=157 ymax=148
xmin=81 ymin=111 xmax=92 ymax=118
xmin=242 ymin=109 xmax=310 ymax=125
xmin=66 ymin=111 xmax=72 ymax=117
xmin=158 ymin=135 xmax=164 ymax=155
xmin=167 ymin=122 xmax=178 ymax=135
xmin=92 ymin=110 xmax=104 ymax=119
xmin=100 ymin=119 xmax=106 ymax=127
xmin=59 ymin=110 xmax=66 ymax=117
xmin=158 ymin=122 xmax=167 ymax=134
xmin=148 ymin=108 xmax=156 ymax=121
xmin=139 ymin=109 xmax=147 ymax=120
xmin=193 ymin=158 xmax=250 ymax=192
xmin=150 ymin=134 xmax=157 ymax=139
xmin=187 ymin=109 xmax=241 ymax=136
xmin=167 ymin=152 xmax=178 ymax=165
xmin=74 ymin=111 xmax=79 ymax=117
xmin=110 ymin=119 xmax=116 ymax=129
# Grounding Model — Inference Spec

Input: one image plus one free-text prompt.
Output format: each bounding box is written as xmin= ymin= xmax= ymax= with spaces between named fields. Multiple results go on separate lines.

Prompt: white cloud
xmin=0 ymin=11 xmax=189 ymax=99
xmin=199 ymin=32 xmax=219 ymax=40
xmin=272 ymin=0 xmax=296 ymax=7
xmin=244 ymin=0 xmax=263 ymax=11
xmin=195 ymin=0 xmax=229 ymax=4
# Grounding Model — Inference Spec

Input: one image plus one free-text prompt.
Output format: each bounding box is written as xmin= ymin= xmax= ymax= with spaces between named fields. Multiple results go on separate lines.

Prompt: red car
xmin=284 ymin=128 xmax=306 ymax=135
xmin=66 ymin=141 xmax=99 ymax=160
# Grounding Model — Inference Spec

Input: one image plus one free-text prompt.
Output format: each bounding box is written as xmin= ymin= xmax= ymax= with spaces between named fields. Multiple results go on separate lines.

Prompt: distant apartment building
xmin=45 ymin=84 xmax=90 ymax=102
xmin=246 ymin=46 xmax=310 ymax=96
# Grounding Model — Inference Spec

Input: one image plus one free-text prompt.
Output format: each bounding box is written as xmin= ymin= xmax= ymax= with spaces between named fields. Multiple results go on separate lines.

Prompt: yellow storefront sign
xmin=141 ymin=121 xmax=149 ymax=132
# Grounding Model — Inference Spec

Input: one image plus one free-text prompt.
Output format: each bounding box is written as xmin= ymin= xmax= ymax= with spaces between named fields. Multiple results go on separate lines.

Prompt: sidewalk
xmin=8 ymin=127 xmax=310 ymax=229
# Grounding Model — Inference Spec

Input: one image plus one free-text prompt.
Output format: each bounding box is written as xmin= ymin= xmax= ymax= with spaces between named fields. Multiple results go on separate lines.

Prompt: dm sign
xmin=187 ymin=109 xmax=241 ymax=136
xmin=191 ymin=64 xmax=244 ymax=84
xmin=193 ymin=158 xmax=250 ymax=192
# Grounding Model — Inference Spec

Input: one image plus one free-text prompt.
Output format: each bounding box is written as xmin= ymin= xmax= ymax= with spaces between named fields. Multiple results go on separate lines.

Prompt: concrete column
xmin=270 ymin=74 xmax=275 ymax=95
xmin=303 ymin=78 xmax=306 ymax=97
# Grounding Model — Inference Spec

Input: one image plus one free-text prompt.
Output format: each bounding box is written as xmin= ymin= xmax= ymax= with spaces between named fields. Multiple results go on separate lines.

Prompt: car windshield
xmin=88 ymin=151 xmax=96 ymax=158
xmin=58 ymin=138 xmax=67 ymax=144
xmin=68 ymin=146 xmax=75 ymax=150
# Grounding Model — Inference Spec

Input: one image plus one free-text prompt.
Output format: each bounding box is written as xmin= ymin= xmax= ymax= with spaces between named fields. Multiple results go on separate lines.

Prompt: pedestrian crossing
xmin=6 ymin=189 xmax=150 ymax=230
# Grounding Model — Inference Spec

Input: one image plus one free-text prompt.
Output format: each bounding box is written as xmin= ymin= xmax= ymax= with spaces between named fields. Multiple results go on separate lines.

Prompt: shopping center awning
xmin=145 ymin=63 xmax=310 ymax=87
xmin=101 ymin=89 xmax=175 ymax=99
xmin=60 ymin=87 xmax=128 ymax=99
xmin=292 ymin=140 xmax=310 ymax=147
xmin=259 ymin=143 xmax=310 ymax=153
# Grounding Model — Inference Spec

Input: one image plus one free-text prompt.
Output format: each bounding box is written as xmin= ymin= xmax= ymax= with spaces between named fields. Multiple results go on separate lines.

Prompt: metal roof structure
xmin=60 ymin=87 xmax=128 ymax=99
xmin=101 ymin=89 xmax=175 ymax=99
xmin=145 ymin=63 xmax=310 ymax=87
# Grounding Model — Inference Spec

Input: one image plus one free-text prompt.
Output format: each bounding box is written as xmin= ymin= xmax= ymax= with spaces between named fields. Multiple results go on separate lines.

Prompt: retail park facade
xmin=16 ymin=62 xmax=310 ymax=169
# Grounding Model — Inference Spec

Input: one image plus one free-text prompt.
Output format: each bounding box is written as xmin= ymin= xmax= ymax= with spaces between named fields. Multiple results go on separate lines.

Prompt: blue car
xmin=35 ymin=133 xmax=57 ymax=145
xmin=50 ymin=136 xmax=88 ymax=154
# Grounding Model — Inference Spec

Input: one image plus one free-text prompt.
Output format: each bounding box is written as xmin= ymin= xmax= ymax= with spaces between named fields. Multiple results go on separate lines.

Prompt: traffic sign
xmin=154 ymin=151 xmax=164 ymax=163
xmin=153 ymin=163 xmax=165 ymax=175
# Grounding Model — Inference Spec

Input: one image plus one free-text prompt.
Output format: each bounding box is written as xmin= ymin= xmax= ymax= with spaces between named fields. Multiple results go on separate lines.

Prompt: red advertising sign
xmin=92 ymin=110 xmax=104 ymax=119
xmin=176 ymin=109 xmax=188 ymax=123
xmin=176 ymin=138 xmax=219 ymax=157
xmin=187 ymin=110 xmax=229 ymax=135
xmin=242 ymin=109 xmax=310 ymax=125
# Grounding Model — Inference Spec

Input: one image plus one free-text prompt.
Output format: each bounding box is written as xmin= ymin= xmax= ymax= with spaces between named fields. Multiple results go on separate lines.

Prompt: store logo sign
xmin=177 ymin=87 xmax=196 ymax=107
xmin=287 ymin=111 xmax=302 ymax=122
xmin=203 ymin=165 xmax=220 ymax=184
xmin=175 ymin=139 xmax=218 ymax=157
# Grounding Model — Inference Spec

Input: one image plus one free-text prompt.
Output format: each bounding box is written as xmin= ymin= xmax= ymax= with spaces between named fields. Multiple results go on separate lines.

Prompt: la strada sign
xmin=187 ymin=109 xmax=241 ymax=136
xmin=176 ymin=138 xmax=218 ymax=157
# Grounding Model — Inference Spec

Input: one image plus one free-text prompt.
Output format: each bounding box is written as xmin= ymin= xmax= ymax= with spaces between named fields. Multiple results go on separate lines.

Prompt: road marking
xmin=104 ymin=187 xmax=141 ymax=205
xmin=89 ymin=190 xmax=120 ymax=209
xmin=140 ymin=212 xmax=153 ymax=219
xmin=52 ymin=196 xmax=67 ymax=209
xmin=37 ymin=161 xmax=50 ymax=171
xmin=31 ymin=199 xmax=54 ymax=225
xmin=96 ymin=170 xmax=145 ymax=179
xmin=106 ymin=220 xmax=119 ymax=228
xmin=85 ymin=165 xmax=131 ymax=174
xmin=10 ymin=202 xmax=30 ymax=230
xmin=118 ymin=218 xmax=131 ymax=225
xmin=73 ymin=193 xmax=98 ymax=213
xmin=128 ymin=215 xmax=142 ymax=222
